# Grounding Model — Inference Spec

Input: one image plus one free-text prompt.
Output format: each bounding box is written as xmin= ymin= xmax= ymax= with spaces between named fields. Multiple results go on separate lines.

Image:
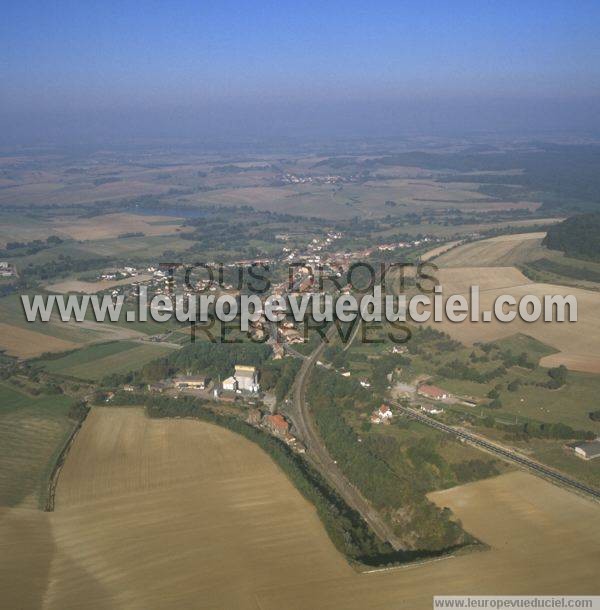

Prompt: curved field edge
xmin=108 ymin=393 xmax=481 ymax=568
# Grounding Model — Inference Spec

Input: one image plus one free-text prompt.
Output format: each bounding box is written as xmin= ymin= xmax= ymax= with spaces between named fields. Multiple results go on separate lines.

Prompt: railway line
xmin=285 ymin=329 xmax=404 ymax=550
xmin=392 ymin=401 xmax=600 ymax=501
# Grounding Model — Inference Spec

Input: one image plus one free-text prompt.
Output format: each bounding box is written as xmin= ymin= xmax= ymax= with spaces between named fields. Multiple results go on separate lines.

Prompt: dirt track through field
xmin=1 ymin=408 xmax=599 ymax=609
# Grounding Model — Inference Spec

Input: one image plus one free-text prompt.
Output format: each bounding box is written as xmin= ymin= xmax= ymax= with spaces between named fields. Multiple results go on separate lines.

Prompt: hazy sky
xmin=2 ymin=1 xmax=600 ymax=143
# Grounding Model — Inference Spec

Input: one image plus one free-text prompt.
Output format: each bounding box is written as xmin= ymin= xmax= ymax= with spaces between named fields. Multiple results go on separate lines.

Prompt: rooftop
xmin=265 ymin=414 xmax=289 ymax=433
xmin=575 ymin=440 xmax=600 ymax=459
xmin=418 ymin=384 xmax=448 ymax=398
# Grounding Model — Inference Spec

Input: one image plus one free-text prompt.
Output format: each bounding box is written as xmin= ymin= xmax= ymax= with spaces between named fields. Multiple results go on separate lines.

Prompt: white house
xmin=222 ymin=376 xmax=238 ymax=392
xmin=421 ymin=404 xmax=444 ymax=415
xmin=574 ymin=440 xmax=600 ymax=460
xmin=371 ymin=404 xmax=393 ymax=425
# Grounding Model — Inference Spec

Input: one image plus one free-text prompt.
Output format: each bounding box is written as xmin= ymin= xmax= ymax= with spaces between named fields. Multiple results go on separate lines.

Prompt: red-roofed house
xmin=418 ymin=384 xmax=449 ymax=400
xmin=264 ymin=414 xmax=290 ymax=436
xmin=371 ymin=404 xmax=393 ymax=424
xmin=378 ymin=404 xmax=393 ymax=420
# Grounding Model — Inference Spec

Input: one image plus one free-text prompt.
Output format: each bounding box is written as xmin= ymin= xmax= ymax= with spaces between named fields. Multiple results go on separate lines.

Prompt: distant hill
xmin=542 ymin=213 xmax=600 ymax=261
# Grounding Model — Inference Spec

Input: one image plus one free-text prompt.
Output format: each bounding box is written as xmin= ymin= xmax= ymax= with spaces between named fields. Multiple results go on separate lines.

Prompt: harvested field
xmin=46 ymin=274 xmax=152 ymax=294
xmin=0 ymin=322 xmax=79 ymax=358
xmin=421 ymin=240 xmax=463 ymax=261
xmin=51 ymin=213 xmax=183 ymax=241
xmin=1 ymin=409 xmax=599 ymax=610
xmin=430 ymin=279 xmax=600 ymax=373
xmin=0 ymin=181 xmax=173 ymax=207
xmin=435 ymin=266 xmax=532 ymax=294
xmin=435 ymin=232 xmax=546 ymax=267
xmin=0 ymin=294 xmax=135 ymax=352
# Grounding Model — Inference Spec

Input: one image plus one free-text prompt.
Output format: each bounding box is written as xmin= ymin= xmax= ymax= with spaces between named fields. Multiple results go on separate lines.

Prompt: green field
xmin=0 ymin=382 xmax=75 ymax=508
xmin=520 ymin=250 xmax=600 ymax=291
xmin=0 ymin=293 xmax=107 ymax=344
xmin=75 ymin=234 xmax=193 ymax=258
xmin=38 ymin=341 xmax=176 ymax=381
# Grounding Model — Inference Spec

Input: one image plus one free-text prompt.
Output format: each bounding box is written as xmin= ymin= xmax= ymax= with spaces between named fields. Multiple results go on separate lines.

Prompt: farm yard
xmin=1 ymin=408 xmax=599 ymax=610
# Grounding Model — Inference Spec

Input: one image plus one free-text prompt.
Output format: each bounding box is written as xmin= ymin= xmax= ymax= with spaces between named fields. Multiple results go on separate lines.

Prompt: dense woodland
xmin=543 ymin=213 xmax=600 ymax=262
xmin=306 ymin=368 xmax=476 ymax=551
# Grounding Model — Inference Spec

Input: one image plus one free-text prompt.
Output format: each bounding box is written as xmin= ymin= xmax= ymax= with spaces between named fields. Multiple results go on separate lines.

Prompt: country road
xmin=392 ymin=401 xmax=600 ymax=501
xmin=284 ymin=328 xmax=404 ymax=550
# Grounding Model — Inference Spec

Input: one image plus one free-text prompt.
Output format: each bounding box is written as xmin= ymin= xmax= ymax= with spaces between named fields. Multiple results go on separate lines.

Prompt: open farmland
xmin=0 ymin=175 xmax=174 ymax=207
xmin=428 ymin=234 xmax=600 ymax=373
xmin=0 ymin=293 xmax=160 ymax=358
xmin=1 ymin=408 xmax=599 ymax=610
xmin=434 ymin=232 xmax=547 ymax=267
xmin=51 ymin=213 xmax=183 ymax=241
xmin=0 ymin=213 xmax=61 ymax=247
xmin=434 ymin=231 xmax=600 ymax=291
xmin=430 ymin=276 xmax=600 ymax=373
xmin=46 ymin=274 xmax=152 ymax=294
xmin=0 ymin=322 xmax=79 ymax=358
xmin=38 ymin=341 xmax=177 ymax=380
xmin=0 ymin=382 xmax=74 ymax=509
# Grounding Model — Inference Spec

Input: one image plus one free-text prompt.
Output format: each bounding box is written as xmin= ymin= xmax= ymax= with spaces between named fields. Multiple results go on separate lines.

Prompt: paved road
xmin=285 ymin=330 xmax=404 ymax=550
xmin=392 ymin=401 xmax=600 ymax=501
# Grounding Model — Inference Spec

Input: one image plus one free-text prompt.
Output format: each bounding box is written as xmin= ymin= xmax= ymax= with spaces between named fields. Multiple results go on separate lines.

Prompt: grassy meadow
xmin=0 ymin=381 xmax=75 ymax=508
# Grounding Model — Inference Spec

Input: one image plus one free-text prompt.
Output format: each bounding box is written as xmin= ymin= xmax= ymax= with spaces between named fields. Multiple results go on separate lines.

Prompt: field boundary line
xmin=44 ymin=407 xmax=90 ymax=512
xmin=361 ymin=554 xmax=456 ymax=574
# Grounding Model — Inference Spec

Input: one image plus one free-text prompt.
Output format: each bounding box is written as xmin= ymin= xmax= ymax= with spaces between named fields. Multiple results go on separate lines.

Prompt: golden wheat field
xmin=434 ymin=232 xmax=547 ymax=267
xmin=431 ymin=275 xmax=600 ymax=373
xmin=1 ymin=407 xmax=599 ymax=610
xmin=0 ymin=322 xmax=79 ymax=358
xmin=425 ymin=232 xmax=600 ymax=373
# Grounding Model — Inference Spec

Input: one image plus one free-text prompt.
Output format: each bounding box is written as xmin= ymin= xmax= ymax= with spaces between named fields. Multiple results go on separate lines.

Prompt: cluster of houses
xmin=277 ymin=172 xmax=360 ymax=185
xmin=376 ymin=237 xmax=435 ymax=252
xmin=369 ymin=385 xmax=450 ymax=425
xmin=98 ymin=266 xmax=139 ymax=282
xmin=0 ymin=261 xmax=15 ymax=277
